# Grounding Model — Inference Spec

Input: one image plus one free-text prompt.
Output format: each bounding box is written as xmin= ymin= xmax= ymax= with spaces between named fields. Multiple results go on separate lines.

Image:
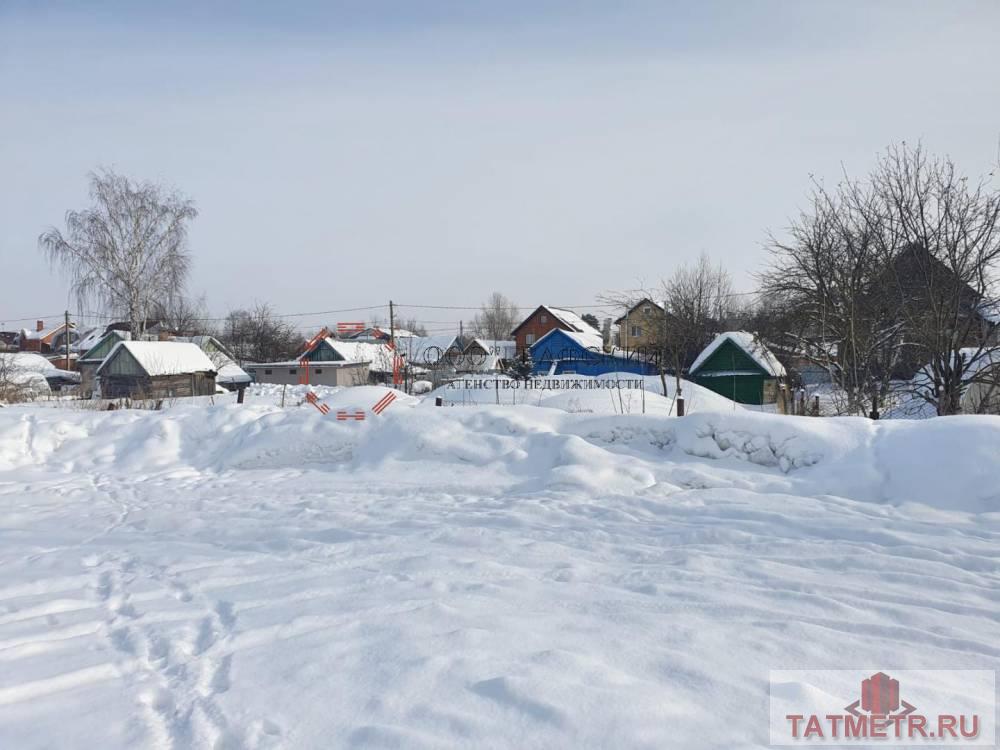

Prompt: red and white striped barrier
xmin=304 ymin=391 xmax=330 ymax=415
xmin=372 ymin=391 xmax=397 ymax=415
xmin=336 ymin=322 xmax=365 ymax=335
xmin=335 ymin=410 xmax=366 ymax=421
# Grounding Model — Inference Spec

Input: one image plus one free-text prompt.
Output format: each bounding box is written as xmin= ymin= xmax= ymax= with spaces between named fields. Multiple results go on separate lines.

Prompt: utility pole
xmin=389 ymin=300 xmax=395 ymax=348
xmin=64 ymin=310 xmax=71 ymax=370
xmin=389 ymin=300 xmax=399 ymax=388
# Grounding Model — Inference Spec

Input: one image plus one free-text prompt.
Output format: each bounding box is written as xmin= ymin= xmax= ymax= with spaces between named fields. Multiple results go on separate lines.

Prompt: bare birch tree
xmin=39 ymin=170 xmax=197 ymax=338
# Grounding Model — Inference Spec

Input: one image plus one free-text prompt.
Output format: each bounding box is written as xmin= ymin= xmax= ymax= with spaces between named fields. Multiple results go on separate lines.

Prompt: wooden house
xmin=96 ymin=341 xmax=217 ymax=399
xmin=614 ymin=298 xmax=665 ymax=351
xmin=688 ymin=331 xmax=785 ymax=405
xmin=77 ymin=331 xmax=128 ymax=398
xmin=511 ymin=305 xmax=603 ymax=353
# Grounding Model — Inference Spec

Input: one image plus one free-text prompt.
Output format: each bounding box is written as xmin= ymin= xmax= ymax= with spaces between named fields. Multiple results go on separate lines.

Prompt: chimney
xmin=36 ymin=320 xmax=44 ymax=332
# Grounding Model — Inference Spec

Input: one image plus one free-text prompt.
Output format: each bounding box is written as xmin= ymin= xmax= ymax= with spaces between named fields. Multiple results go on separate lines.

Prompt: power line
xmin=3 ymin=292 xmax=761 ymax=328
xmin=1 ymin=304 xmax=391 ymax=326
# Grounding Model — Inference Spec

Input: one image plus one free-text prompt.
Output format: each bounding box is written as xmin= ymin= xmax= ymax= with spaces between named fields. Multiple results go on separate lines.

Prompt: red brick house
xmin=18 ymin=320 xmax=77 ymax=354
xmin=510 ymin=305 xmax=602 ymax=353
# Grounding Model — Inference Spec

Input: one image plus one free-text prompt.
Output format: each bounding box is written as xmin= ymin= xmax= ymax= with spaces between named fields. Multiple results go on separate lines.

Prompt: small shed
xmin=688 ymin=331 xmax=785 ymax=405
xmin=96 ymin=341 xmax=217 ymax=399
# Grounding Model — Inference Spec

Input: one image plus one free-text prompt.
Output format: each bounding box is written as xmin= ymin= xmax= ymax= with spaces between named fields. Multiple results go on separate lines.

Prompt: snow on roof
xmin=98 ymin=341 xmax=217 ymax=377
xmin=690 ymin=331 xmax=786 ymax=377
xmin=0 ymin=352 xmax=58 ymax=373
xmin=79 ymin=330 xmax=129 ymax=361
xmin=324 ymin=339 xmax=396 ymax=373
xmin=216 ymin=362 xmax=252 ymax=385
xmin=23 ymin=322 xmax=74 ymax=341
xmin=914 ymin=348 xmax=1000 ymax=384
xmin=467 ymin=339 xmax=517 ymax=358
xmin=73 ymin=327 xmax=106 ymax=353
xmin=398 ymin=335 xmax=461 ymax=366
xmin=532 ymin=327 xmax=604 ymax=352
xmin=546 ymin=306 xmax=601 ymax=335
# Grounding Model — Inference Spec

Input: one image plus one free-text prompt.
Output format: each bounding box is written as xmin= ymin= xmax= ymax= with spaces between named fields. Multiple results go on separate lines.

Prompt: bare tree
xmin=663 ymin=253 xmax=734 ymax=358
xmin=399 ymin=317 xmax=428 ymax=336
xmin=219 ymin=303 xmax=303 ymax=365
xmin=761 ymin=165 xmax=904 ymax=415
xmin=0 ymin=355 xmax=45 ymax=403
xmin=876 ymin=144 xmax=1000 ymax=415
xmin=601 ymin=255 xmax=734 ymax=398
xmin=151 ymin=292 xmax=211 ymax=337
xmin=763 ymin=143 xmax=1000 ymax=416
xmin=473 ymin=292 xmax=520 ymax=341
xmin=39 ymin=170 xmax=197 ymax=339
xmin=653 ymin=253 xmax=736 ymax=398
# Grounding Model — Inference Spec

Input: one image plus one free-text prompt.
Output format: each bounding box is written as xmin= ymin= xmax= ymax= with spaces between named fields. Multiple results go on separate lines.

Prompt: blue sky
xmin=2 ymin=1 xmax=999 ymax=333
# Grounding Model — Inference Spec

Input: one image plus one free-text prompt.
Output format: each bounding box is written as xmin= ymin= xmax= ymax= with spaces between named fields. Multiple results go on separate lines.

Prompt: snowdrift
xmin=429 ymin=372 xmax=737 ymax=415
xmin=1 ymin=396 xmax=997 ymax=512
xmin=1 ymin=394 xmax=998 ymax=749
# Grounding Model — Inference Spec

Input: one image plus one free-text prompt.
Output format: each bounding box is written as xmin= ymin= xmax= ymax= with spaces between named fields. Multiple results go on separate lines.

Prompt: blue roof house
xmin=529 ymin=329 xmax=658 ymax=376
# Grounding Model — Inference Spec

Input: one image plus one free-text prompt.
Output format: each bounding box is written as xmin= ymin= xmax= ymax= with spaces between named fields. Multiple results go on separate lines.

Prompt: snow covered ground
xmin=0 ymin=392 xmax=998 ymax=748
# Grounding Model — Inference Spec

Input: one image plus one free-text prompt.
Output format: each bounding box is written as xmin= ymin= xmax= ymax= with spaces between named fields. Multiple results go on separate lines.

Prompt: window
xmin=264 ymin=369 xmax=272 ymax=375
xmin=540 ymin=314 xmax=547 ymax=323
xmin=315 ymin=368 xmax=323 ymax=374
xmin=289 ymin=369 xmax=296 ymax=375
xmin=644 ymin=306 xmax=652 ymax=314
xmin=526 ymin=333 xmax=536 ymax=345
xmin=630 ymin=325 xmax=642 ymax=338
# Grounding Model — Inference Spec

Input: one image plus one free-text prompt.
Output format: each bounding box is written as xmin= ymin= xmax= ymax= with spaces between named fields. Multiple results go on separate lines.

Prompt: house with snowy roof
xmin=510 ymin=305 xmax=604 ymax=354
xmin=174 ymin=336 xmax=251 ymax=392
xmin=530 ymin=328 xmax=658 ymax=376
xmin=456 ymin=338 xmax=517 ymax=372
xmin=614 ymin=298 xmax=667 ymax=351
xmin=78 ymin=330 xmax=129 ymax=397
xmin=398 ymin=335 xmax=462 ymax=368
xmin=688 ymin=331 xmax=786 ymax=405
xmin=17 ymin=320 xmax=78 ymax=354
xmin=96 ymin=341 xmax=218 ymax=399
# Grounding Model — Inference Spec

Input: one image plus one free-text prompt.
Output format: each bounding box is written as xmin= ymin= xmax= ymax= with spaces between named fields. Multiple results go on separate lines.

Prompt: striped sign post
xmin=304 ymin=391 xmax=330 ymax=415
xmin=372 ymin=391 xmax=397 ymax=415
xmin=298 ymin=358 xmax=310 ymax=386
